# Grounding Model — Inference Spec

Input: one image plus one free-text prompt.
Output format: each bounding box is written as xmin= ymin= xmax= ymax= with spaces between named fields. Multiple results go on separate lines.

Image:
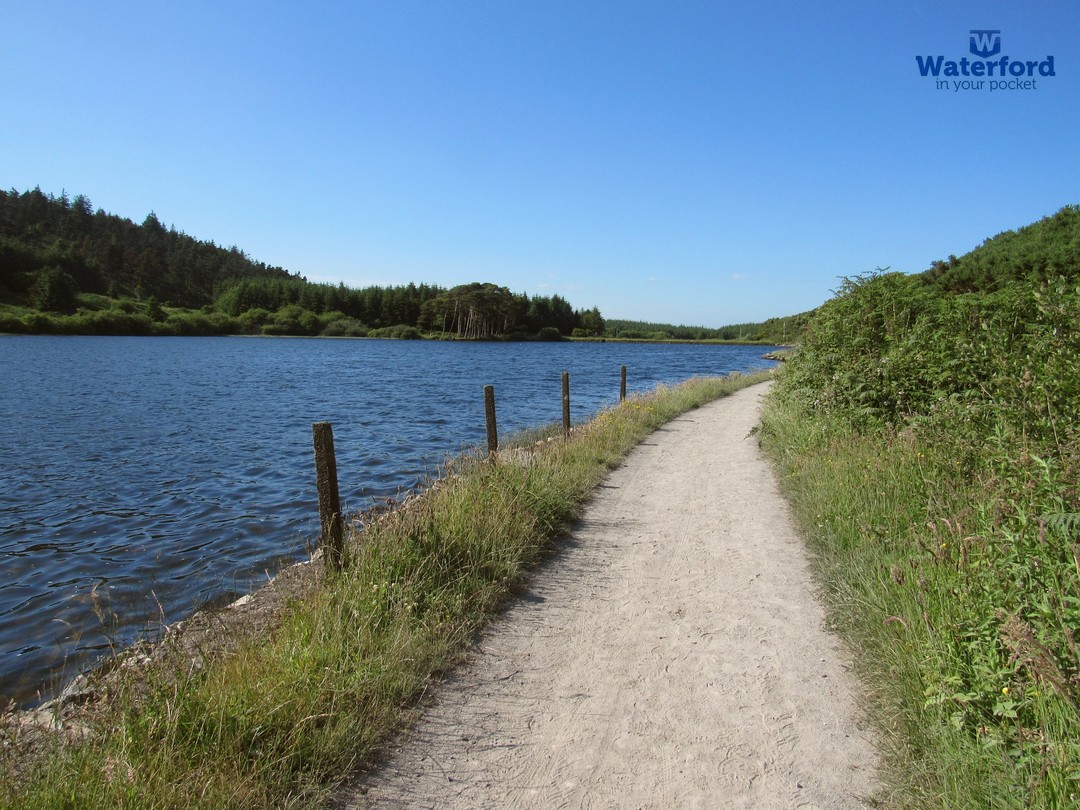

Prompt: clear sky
xmin=3 ymin=2 xmax=1078 ymax=326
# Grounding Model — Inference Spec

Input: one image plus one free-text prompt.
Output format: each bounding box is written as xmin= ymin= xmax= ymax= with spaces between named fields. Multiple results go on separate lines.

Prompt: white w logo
xmin=969 ymin=29 xmax=1001 ymax=58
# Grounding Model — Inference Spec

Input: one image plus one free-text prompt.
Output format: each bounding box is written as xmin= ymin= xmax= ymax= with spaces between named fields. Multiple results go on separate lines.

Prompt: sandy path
xmin=339 ymin=381 xmax=879 ymax=809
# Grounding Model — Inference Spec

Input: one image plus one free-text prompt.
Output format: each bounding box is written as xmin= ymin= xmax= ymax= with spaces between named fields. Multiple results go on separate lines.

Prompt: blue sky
xmin=3 ymin=2 xmax=1077 ymax=326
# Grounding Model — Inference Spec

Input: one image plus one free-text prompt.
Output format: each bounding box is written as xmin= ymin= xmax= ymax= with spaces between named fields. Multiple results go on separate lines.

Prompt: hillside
xmin=765 ymin=203 xmax=1080 ymax=805
xmin=0 ymin=186 xmax=786 ymax=341
xmin=0 ymin=187 xmax=293 ymax=309
xmin=0 ymin=187 xmax=598 ymax=338
xmin=605 ymin=313 xmax=809 ymax=344
xmin=921 ymin=204 xmax=1080 ymax=292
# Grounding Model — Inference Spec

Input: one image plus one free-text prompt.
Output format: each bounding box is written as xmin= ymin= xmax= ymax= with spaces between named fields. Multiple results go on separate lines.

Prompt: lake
xmin=0 ymin=335 xmax=778 ymax=707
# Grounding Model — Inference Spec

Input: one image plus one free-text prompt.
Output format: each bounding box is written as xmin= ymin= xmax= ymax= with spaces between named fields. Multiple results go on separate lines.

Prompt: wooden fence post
xmin=484 ymin=385 xmax=498 ymax=457
xmin=312 ymin=421 xmax=344 ymax=570
xmin=562 ymin=371 xmax=571 ymax=436
xmin=620 ymin=365 xmax=627 ymax=401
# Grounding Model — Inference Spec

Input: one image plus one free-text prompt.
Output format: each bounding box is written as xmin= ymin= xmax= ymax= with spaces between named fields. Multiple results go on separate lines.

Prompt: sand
xmin=338 ymin=381 xmax=880 ymax=809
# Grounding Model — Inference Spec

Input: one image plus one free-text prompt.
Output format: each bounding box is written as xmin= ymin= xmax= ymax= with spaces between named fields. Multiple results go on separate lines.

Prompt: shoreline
xmin=2 ymin=373 xmax=775 ymax=806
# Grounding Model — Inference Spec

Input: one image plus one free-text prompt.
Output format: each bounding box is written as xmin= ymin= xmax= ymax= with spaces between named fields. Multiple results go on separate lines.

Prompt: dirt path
xmin=339 ymin=381 xmax=880 ymax=809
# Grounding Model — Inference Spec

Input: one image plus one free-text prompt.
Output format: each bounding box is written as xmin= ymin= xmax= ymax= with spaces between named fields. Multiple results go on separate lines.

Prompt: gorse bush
xmin=764 ymin=266 xmax=1080 ymax=807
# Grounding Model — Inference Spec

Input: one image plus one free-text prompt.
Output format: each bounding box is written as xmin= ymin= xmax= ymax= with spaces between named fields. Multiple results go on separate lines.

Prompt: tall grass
xmin=0 ymin=371 xmax=770 ymax=809
xmin=760 ymin=272 xmax=1080 ymax=808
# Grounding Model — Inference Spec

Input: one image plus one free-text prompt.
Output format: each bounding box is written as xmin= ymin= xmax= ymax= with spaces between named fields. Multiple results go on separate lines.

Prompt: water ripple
xmin=0 ymin=335 xmax=777 ymax=706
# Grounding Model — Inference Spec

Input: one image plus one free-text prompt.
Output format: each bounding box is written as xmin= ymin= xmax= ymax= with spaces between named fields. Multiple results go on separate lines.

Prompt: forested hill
xmin=921 ymin=204 xmax=1080 ymax=293
xmin=0 ymin=186 xmax=603 ymax=338
xmin=0 ymin=186 xmax=293 ymax=307
xmin=605 ymin=314 xmax=808 ymax=344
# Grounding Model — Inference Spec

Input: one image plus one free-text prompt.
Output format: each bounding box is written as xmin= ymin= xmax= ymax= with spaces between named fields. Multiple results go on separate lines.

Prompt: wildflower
xmin=1001 ymin=687 xmax=1010 ymax=695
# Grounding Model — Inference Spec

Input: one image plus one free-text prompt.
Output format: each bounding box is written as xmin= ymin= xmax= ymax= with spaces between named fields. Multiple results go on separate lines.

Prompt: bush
xmin=0 ymin=312 xmax=28 ymax=333
xmin=261 ymin=305 xmax=320 ymax=336
xmin=166 ymin=311 xmax=238 ymax=336
xmin=537 ymin=326 xmax=562 ymax=341
xmin=768 ymin=269 xmax=1080 ymax=805
xmin=22 ymin=312 xmax=59 ymax=333
xmin=68 ymin=309 xmax=154 ymax=335
xmin=320 ymin=318 xmax=368 ymax=337
xmin=367 ymin=324 xmax=422 ymax=339
xmin=237 ymin=308 xmax=272 ymax=334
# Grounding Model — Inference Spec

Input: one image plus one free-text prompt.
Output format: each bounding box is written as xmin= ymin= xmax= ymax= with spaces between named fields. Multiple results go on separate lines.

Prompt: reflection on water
xmin=0 ymin=336 xmax=777 ymax=706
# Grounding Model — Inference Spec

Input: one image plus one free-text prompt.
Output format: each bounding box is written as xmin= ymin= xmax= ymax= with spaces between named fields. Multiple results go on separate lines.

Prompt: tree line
xmin=604 ymin=314 xmax=807 ymax=344
xmin=0 ymin=187 xmax=603 ymax=338
xmin=0 ymin=187 xmax=291 ymax=310
xmin=0 ymin=184 xmax=817 ymax=342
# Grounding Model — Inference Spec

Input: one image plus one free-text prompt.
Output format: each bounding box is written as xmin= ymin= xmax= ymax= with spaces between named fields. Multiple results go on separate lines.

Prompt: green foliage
xmin=605 ymin=312 xmax=809 ymax=343
xmin=32 ymin=266 xmax=79 ymax=314
xmin=260 ymin=304 xmax=320 ymax=336
xmin=164 ymin=311 xmax=238 ymax=336
xmin=236 ymin=307 xmax=272 ymax=334
xmin=924 ymin=205 xmax=1080 ymax=293
xmin=366 ymin=324 xmax=422 ymax=339
xmin=0 ymin=186 xmax=684 ymax=340
xmin=63 ymin=309 xmax=156 ymax=335
xmin=319 ymin=317 xmax=368 ymax=337
xmin=0 ymin=186 xmax=292 ymax=308
xmin=577 ymin=306 xmax=605 ymax=337
xmin=213 ymin=278 xmax=597 ymax=340
xmin=419 ymin=282 xmax=520 ymax=338
xmin=0 ymin=313 xmax=25 ymax=333
xmin=766 ymin=212 xmax=1080 ymax=805
xmin=0 ymin=235 xmax=40 ymax=297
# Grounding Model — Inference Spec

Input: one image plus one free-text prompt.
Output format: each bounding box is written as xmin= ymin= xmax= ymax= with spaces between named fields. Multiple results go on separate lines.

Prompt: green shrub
xmin=0 ymin=310 xmax=28 ymax=333
xmin=766 ymin=269 xmax=1080 ymax=807
xmin=21 ymin=312 xmax=59 ymax=333
xmin=62 ymin=309 xmax=155 ymax=335
xmin=320 ymin=318 xmax=368 ymax=337
xmin=237 ymin=307 xmax=272 ymax=334
xmin=165 ymin=311 xmax=239 ymax=336
xmin=367 ymin=324 xmax=422 ymax=339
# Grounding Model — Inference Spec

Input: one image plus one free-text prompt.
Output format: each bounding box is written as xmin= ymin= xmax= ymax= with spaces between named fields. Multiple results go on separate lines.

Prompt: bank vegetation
xmin=760 ymin=208 xmax=1079 ymax=807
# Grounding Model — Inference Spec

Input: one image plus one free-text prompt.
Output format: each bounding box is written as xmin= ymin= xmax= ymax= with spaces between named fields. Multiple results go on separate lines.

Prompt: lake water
xmin=0 ymin=335 xmax=778 ymax=706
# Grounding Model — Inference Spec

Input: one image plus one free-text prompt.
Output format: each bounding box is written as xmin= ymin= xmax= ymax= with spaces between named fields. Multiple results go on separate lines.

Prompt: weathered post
xmin=484 ymin=385 xmax=498 ymax=457
xmin=620 ymin=365 xmax=627 ymax=401
xmin=312 ymin=421 xmax=344 ymax=570
xmin=562 ymin=371 xmax=571 ymax=436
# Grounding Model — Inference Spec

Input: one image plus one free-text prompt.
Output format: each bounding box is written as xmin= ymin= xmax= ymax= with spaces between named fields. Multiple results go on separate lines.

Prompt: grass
xmin=758 ymin=391 xmax=1080 ymax=809
xmin=0 ymin=370 xmax=771 ymax=809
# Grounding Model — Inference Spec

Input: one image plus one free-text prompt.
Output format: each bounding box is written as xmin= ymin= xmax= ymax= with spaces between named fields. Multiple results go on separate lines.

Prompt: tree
xmin=33 ymin=266 xmax=79 ymax=313
xmin=578 ymin=306 xmax=605 ymax=337
xmin=439 ymin=283 xmax=517 ymax=338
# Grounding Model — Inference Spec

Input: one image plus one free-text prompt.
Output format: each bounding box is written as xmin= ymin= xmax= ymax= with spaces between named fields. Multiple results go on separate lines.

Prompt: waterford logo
xmin=969 ymin=29 xmax=1001 ymax=59
xmin=916 ymin=29 xmax=1055 ymax=92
